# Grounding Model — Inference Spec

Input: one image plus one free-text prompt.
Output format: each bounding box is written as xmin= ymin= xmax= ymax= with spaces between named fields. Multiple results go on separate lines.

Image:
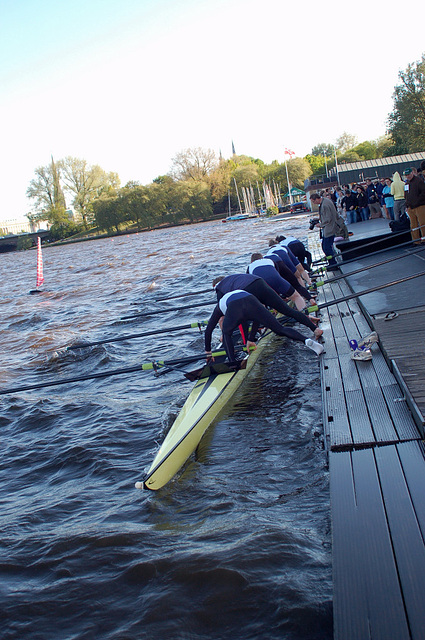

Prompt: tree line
xmin=25 ymin=53 xmax=425 ymax=240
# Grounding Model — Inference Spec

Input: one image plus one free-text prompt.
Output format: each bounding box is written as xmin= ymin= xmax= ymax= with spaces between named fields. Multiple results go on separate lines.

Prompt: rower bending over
xmin=212 ymin=273 xmax=322 ymax=336
xmin=204 ymin=291 xmax=324 ymax=364
xmin=275 ymin=235 xmax=313 ymax=271
xmin=265 ymin=252 xmax=315 ymax=300
xmin=247 ymin=253 xmax=316 ymax=310
xmin=268 ymin=241 xmax=312 ymax=286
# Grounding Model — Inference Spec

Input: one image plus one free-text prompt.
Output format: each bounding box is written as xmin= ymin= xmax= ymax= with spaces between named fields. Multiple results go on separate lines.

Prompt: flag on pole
xmin=36 ymin=237 xmax=44 ymax=289
xmin=232 ymin=140 xmax=236 ymax=155
xmin=284 ymin=148 xmax=295 ymax=157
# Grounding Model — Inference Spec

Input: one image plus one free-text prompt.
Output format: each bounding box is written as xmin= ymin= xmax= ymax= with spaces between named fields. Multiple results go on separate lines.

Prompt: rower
xmin=247 ymin=253 xmax=316 ymax=310
xmin=275 ymin=234 xmax=312 ymax=271
xmin=261 ymin=252 xmax=316 ymax=299
xmin=212 ymin=273 xmax=322 ymax=338
xmin=268 ymin=240 xmax=312 ymax=286
xmin=204 ymin=290 xmax=324 ymax=364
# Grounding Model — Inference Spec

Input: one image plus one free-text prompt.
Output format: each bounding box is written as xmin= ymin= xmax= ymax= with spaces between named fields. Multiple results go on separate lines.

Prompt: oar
xmin=120 ymin=300 xmax=216 ymax=321
xmin=0 ymin=349 xmax=228 ymax=396
xmin=310 ymin=236 xmax=424 ymax=277
xmin=312 ymin=223 xmax=424 ymax=269
xmin=67 ymin=320 xmax=208 ymax=351
xmin=153 ymin=288 xmax=212 ymax=302
xmin=306 ymin=270 xmax=425 ymax=313
xmin=313 ymin=246 xmax=425 ymax=288
xmin=310 ymin=222 xmax=421 ymax=266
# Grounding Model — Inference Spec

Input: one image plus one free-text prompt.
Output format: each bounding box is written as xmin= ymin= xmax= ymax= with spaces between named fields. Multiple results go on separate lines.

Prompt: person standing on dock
xmin=310 ymin=193 xmax=339 ymax=270
xmin=391 ymin=172 xmax=407 ymax=221
xmin=204 ymin=290 xmax=324 ymax=364
xmin=403 ymin=167 xmax=425 ymax=244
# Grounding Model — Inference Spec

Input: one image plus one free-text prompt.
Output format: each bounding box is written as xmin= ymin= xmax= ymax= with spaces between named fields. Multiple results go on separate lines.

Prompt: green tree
xmin=26 ymin=157 xmax=67 ymax=225
xmin=311 ymin=143 xmax=334 ymax=157
xmin=303 ymin=154 xmax=326 ymax=175
xmin=60 ymin=157 xmax=120 ymax=229
xmin=338 ymin=150 xmax=361 ymax=164
xmin=92 ymin=196 xmax=124 ymax=234
xmin=388 ymin=54 xmax=425 ymax=153
xmin=350 ymin=141 xmax=377 ymax=160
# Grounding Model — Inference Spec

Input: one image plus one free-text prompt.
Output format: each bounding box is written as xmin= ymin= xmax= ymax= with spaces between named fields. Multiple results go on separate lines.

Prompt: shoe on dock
xmin=351 ymin=349 xmax=372 ymax=361
xmin=358 ymin=331 xmax=378 ymax=349
xmin=305 ymin=338 xmax=324 ymax=355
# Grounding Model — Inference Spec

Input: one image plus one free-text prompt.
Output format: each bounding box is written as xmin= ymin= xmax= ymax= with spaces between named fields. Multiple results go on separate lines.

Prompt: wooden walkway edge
xmin=308 ymin=231 xmax=425 ymax=640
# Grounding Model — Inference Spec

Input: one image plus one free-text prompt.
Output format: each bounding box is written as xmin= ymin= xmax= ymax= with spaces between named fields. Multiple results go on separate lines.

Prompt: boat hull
xmin=141 ymin=328 xmax=277 ymax=490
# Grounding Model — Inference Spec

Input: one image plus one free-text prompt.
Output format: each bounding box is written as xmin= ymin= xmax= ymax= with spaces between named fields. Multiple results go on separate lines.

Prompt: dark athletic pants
xmin=288 ymin=240 xmax=313 ymax=270
xmin=244 ymin=279 xmax=316 ymax=331
xmin=275 ymin=261 xmax=311 ymax=300
xmin=222 ymin=295 xmax=308 ymax=362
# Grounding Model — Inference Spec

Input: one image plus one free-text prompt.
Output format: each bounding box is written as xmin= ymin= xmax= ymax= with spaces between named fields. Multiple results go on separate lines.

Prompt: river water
xmin=0 ymin=216 xmax=332 ymax=639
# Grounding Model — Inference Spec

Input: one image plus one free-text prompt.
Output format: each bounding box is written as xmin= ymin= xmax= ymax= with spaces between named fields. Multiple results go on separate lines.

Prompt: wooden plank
xmin=363 ymin=386 xmax=399 ymax=443
xmin=344 ymin=388 xmax=375 ymax=445
xmin=397 ymin=441 xmax=425 ymax=539
xmin=375 ymin=444 xmax=425 ymax=639
xmin=382 ymin=385 xmax=421 ymax=441
xmin=330 ymin=448 xmax=410 ymax=640
xmin=322 ymin=358 xmax=352 ymax=448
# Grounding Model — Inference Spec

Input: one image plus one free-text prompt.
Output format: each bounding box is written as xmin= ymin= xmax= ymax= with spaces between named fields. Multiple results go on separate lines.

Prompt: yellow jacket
xmin=391 ymin=172 xmax=405 ymax=200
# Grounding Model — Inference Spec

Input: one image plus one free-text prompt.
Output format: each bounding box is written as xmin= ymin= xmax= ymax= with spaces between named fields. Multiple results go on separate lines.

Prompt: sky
xmin=1 ymin=0 xmax=425 ymax=223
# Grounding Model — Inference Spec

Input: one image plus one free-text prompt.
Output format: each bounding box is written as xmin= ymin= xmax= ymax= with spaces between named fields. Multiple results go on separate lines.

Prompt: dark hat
xmin=403 ymin=167 xmax=414 ymax=176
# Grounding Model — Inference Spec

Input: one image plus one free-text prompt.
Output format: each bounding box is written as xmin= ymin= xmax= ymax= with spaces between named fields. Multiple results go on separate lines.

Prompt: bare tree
xmin=170 ymin=147 xmax=218 ymax=181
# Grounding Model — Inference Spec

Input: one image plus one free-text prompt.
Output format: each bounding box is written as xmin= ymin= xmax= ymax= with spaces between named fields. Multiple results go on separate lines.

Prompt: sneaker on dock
xmin=351 ymin=349 xmax=372 ymax=361
xmin=305 ymin=338 xmax=324 ymax=355
xmin=358 ymin=331 xmax=378 ymax=349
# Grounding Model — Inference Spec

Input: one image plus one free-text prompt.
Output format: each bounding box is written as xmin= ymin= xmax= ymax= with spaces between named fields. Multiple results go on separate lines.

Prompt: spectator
xmin=391 ymin=172 xmax=406 ymax=221
xmin=376 ymin=178 xmax=386 ymax=214
xmin=365 ymin=178 xmax=382 ymax=218
xmin=403 ymin=167 xmax=425 ymax=244
xmin=341 ymin=189 xmax=357 ymax=224
xmin=382 ymin=178 xmax=394 ymax=220
xmin=310 ymin=192 xmax=339 ymax=270
xmin=356 ymin=186 xmax=369 ymax=221
xmin=334 ymin=187 xmax=345 ymax=218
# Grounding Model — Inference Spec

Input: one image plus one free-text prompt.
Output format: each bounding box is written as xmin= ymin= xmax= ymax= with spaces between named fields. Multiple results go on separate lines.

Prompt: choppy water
xmin=0 ymin=217 xmax=332 ymax=639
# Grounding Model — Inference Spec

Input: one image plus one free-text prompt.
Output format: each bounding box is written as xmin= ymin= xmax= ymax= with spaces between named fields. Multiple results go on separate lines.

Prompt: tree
xmin=335 ymin=132 xmax=358 ymax=152
xmin=388 ymin=54 xmax=425 ymax=153
xmin=311 ymin=143 xmax=334 ymax=157
xmin=60 ymin=157 xmax=120 ymax=228
xmin=303 ymin=154 xmax=326 ymax=175
xmin=350 ymin=141 xmax=377 ymax=160
xmin=92 ymin=196 xmax=123 ymax=234
xmin=338 ymin=150 xmax=361 ymax=164
xmin=170 ymin=147 xmax=218 ymax=181
xmin=26 ymin=157 xmax=67 ymax=225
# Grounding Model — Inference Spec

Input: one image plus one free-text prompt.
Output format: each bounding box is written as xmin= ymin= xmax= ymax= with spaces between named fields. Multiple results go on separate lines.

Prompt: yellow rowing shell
xmin=138 ymin=326 xmax=277 ymax=491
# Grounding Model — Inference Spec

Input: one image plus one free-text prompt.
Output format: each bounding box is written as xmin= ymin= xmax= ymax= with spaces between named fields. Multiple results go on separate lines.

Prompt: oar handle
xmin=0 ymin=347 xmax=228 ymax=395
xmin=307 ymin=269 xmax=425 ymax=312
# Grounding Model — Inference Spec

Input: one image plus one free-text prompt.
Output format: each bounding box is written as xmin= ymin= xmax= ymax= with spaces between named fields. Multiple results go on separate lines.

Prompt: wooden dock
xmin=309 ymin=221 xmax=425 ymax=639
